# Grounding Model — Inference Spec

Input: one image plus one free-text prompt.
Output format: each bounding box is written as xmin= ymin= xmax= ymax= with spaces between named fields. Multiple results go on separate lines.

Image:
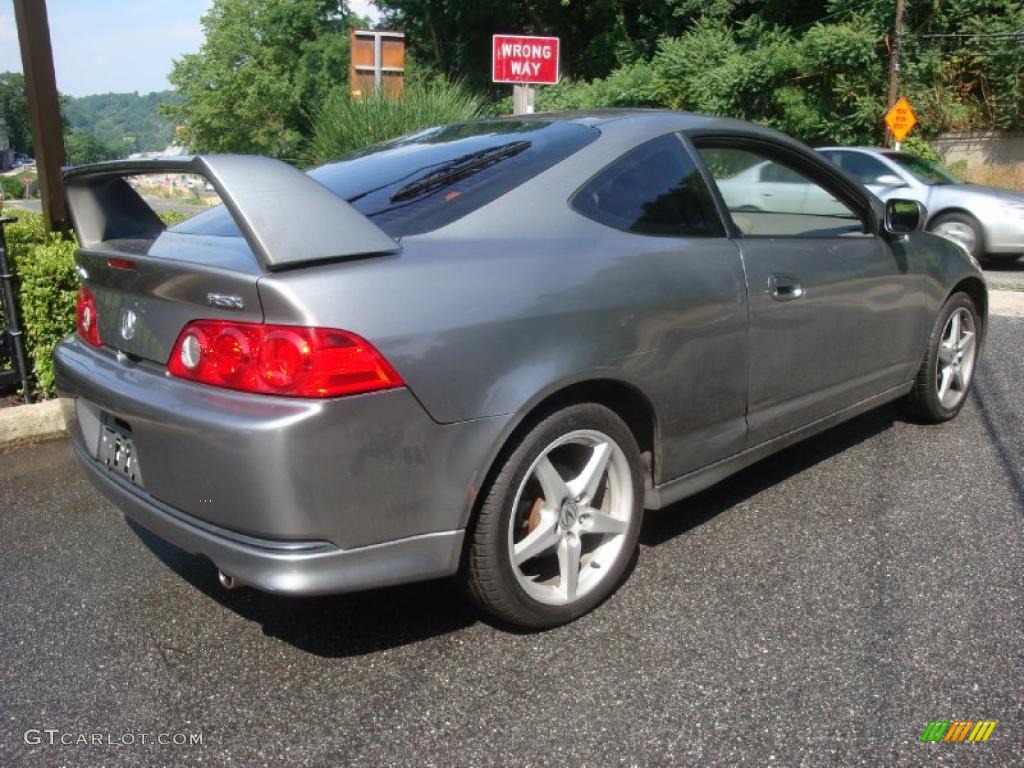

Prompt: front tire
xmin=460 ymin=403 xmax=644 ymax=629
xmin=901 ymin=291 xmax=981 ymax=423
xmin=928 ymin=212 xmax=984 ymax=261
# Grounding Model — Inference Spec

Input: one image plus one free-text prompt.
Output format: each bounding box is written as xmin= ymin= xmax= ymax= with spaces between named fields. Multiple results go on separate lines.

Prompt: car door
xmin=691 ymin=138 xmax=924 ymax=446
xmin=570 ymin=133 xmax=749 ymax=481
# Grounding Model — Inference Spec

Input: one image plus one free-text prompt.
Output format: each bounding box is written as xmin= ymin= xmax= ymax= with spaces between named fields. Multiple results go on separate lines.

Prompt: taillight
xmin=76 ymin=287 xmax=102 ymax=347
xmin=167 ymin=320 xmax=405 ymax=398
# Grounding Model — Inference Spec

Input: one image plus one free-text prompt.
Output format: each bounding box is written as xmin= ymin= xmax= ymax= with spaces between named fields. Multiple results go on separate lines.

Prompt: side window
xmin=825 ymin=151 xmax=893 ymax=185
xmin=760 ymin=162 xmax=804 ymax=183
xmin=696 ymin=146 xmax=867 ymax=238
xmin=572 ymin=134 xmax=725 ymax=238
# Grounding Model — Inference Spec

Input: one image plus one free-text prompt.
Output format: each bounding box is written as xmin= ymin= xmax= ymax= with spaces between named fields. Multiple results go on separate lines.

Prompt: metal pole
xmin=884 ymin=0 xmax=906 ymax=148
xmin=12 ymin=0 xmax=70 ymax=234
xmin=512 ymin=85 xmax=534 ymax=115
xmin=373 ymin=31 xmax=383 ymax=93
xmin=0 ymin=216 xmax=33 ymax=403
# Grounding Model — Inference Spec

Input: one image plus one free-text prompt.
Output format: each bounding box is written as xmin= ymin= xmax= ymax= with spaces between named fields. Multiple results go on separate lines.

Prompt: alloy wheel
xmin=506 ymin=429 xmax=634 ymax=606
xmin=935 ymin=307 xmax=977 ymax=409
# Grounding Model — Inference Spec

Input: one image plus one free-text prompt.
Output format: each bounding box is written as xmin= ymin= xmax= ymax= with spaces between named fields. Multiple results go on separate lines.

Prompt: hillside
xmin=63 ymin=90 xmax=184 ymax=155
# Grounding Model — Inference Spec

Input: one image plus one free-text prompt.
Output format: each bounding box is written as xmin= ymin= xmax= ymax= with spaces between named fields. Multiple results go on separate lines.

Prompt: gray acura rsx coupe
xmin=55 ymin=111 xmax=986 ymax=628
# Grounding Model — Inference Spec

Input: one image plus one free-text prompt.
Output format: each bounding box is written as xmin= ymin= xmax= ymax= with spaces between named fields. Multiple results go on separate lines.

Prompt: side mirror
xmin=883 ymin=198 xmax=926 ymax=238
xmin=875 ymin=173 xmax=907 ymax=187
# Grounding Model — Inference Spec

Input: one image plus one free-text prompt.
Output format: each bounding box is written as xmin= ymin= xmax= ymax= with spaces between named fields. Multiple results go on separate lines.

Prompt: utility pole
xmin=885 ymin=0 xmax=906 ymax=147
xmin=13 ymin=0 xmax=70 ymax=233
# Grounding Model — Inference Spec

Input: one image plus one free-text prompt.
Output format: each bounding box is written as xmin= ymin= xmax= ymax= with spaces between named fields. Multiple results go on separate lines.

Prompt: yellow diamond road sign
xmin=885 ymin=96 xmax=918 ymax=142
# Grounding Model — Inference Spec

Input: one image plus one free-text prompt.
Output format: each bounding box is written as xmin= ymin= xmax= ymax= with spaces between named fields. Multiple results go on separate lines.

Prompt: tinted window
xmin=173 ymin=119 xmax=599 ymax=239
xmin=698 ymin=146 xmax=866 ymax=238
xmin=571 ymin=134 xmax=724 ymax=237
xmin=822 ymin=150 xmax=894 ymax=185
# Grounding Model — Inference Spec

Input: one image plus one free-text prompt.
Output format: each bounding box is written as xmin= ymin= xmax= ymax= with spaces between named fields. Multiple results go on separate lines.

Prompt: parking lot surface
xmin=2 ymin=316 xmax=1022 ymax=767
xmin=983 ymin=257 xmax=1024 ymax=290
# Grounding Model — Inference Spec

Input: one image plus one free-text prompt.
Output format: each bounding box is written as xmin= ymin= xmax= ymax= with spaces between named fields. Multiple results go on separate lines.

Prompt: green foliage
xmin=899 ymin=134 xmax=942 ymax=163
xmin=1 ymin=175 xmax=26 ymax=200
xmin=4 ymin=211 xmax=77 ymax=396
xmin=165 ymin=0 xmax=355 ymax=160
xmin=0 ymin=72 xmax=33 ymax=155
xmin=379 ymin=0 xmax=1024 ymax=142
xmin=537 ymin=61 xmax=665 ymax=111
xmin=63 ymin=91 xmax=184 ymax=154
xmin=302 ymin=79 xmax=488 ymax=165
xmin=63 ymin=130 xmax=120 ymax=166
xmin=538 ymin=16 xmax=886 ymax=145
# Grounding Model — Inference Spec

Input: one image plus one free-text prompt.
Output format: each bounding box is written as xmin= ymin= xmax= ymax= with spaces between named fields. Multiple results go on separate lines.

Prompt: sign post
xmin=884 ymin=96 xmax=918 ymax=150
xmin=492 ymin=34 xmax=560 ymax=115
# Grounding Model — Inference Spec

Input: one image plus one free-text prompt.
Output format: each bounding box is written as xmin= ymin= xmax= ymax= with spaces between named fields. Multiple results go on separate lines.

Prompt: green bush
xmin=302 ymin=78 xmax=488 ymax=166
xmin=1 ymin=175 xmax=26 ymax=200
xmin=899 ymin=134 xmax=942 ymax=163
xmin=15 ymin=233 xmax=78 ymax=396
xmin=4 ymin=211 xmax=77 ymax=397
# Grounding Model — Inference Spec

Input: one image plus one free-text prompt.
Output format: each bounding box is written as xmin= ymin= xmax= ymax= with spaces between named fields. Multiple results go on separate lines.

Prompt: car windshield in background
xmin=173 ymin=120 xmax=598 ymax=240
xmin=887 ymin=152 xmax=962 ymax=186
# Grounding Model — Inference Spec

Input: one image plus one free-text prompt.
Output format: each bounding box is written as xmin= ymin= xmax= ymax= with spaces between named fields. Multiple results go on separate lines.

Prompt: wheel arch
xmin=461 ymin=377 xmax=660 ymax=533
xmin=950 ymin=276 xmax=988 ymax=334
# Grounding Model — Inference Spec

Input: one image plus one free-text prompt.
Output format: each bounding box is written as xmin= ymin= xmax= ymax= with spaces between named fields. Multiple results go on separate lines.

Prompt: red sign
xmin=492 ymin=34 xmax=560 ymax=84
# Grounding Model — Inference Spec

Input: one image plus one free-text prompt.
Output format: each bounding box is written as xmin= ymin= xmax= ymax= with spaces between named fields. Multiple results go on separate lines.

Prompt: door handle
xmin=769 ymin=274 xmax=805 ymax=301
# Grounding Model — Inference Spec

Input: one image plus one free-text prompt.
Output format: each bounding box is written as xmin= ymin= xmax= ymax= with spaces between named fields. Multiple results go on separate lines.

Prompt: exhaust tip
xmin=218 ymin=570 xmax=237 ymax=590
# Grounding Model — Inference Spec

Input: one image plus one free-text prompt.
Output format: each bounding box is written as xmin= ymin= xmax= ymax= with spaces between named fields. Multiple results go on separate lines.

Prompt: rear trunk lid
xmin=77 ymin=232 xmax=264 ymax=363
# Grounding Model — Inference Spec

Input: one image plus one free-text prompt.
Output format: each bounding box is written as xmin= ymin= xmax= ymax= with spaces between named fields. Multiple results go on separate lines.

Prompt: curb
xmin=989 ymin=289 xmax=1024 ymax=318
xmin=0 ymin=397 xmax=71 ymax=450
xmin=2 ymin=290 xmax=1022 ymax=449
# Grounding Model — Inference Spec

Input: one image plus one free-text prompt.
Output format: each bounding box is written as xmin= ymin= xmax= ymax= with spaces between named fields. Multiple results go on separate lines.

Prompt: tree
xmin=0 ymin=72 xmax=33 ymax=156
xmin=164 ymin=0 xmax=360 ymax=159
xmin=63 ymin=130 xmax=119 ymax=165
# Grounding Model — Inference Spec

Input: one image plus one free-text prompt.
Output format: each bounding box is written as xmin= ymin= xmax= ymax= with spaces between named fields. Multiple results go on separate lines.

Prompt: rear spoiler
xmin=62 ymin=155 xmax=400 ymax=271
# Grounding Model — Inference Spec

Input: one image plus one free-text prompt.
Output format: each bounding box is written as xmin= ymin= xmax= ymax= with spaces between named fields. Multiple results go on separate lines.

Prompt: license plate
xmin=98 ymin=416 xmax=143 ymax=486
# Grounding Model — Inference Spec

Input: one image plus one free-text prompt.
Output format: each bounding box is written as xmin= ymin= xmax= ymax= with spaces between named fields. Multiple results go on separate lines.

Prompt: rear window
xmin=173 ymin=119 xmax=598 ymax=239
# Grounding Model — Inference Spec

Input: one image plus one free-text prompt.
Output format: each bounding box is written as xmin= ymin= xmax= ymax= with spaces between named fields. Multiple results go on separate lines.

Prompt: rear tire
xmin=460 ymin=403 xmax=644 ymax=629
xmin=901 ymin=291 xmax=981 ymax=423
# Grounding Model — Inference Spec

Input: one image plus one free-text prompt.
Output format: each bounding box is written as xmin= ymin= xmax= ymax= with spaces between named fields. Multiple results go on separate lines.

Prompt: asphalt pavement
xmin=2 ymin=317 xmax=1023 ymax=767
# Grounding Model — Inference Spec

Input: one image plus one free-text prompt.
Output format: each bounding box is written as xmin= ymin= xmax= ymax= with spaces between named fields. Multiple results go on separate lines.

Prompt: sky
xmin=0 ymin=0 xmax=380 ymax=97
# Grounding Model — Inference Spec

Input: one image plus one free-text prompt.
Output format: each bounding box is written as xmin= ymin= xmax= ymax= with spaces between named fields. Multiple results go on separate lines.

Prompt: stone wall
xmin=932 ymin=131 xmax=1024 ymax=169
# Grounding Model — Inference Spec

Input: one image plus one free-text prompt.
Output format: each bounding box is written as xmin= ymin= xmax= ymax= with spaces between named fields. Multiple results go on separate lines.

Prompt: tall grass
xmin=302 ymin=79 xmax=487 ymax=166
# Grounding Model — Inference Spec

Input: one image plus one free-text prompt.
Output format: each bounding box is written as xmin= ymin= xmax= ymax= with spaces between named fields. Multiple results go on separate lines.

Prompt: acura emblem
xmin=121 ymin=309 xmax=137 ymax=341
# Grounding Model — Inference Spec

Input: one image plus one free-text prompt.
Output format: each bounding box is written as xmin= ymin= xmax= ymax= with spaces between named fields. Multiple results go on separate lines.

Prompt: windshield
xmin=173 ymin=119 xmax=598 ymax=240
xmin=887 ymin=152 xmax=962 ymax=185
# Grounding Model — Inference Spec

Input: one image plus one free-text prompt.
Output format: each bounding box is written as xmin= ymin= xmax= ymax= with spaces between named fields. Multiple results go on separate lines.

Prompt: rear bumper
xmin=54 ymin=334 xmax=509 ymax=559
xmin=73 ymin=439 xmax=464 ymax=595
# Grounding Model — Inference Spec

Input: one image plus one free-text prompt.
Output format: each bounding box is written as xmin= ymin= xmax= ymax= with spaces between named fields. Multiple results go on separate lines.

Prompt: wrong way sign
xmin=492 ymin=34 xmax=560 ymax=84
